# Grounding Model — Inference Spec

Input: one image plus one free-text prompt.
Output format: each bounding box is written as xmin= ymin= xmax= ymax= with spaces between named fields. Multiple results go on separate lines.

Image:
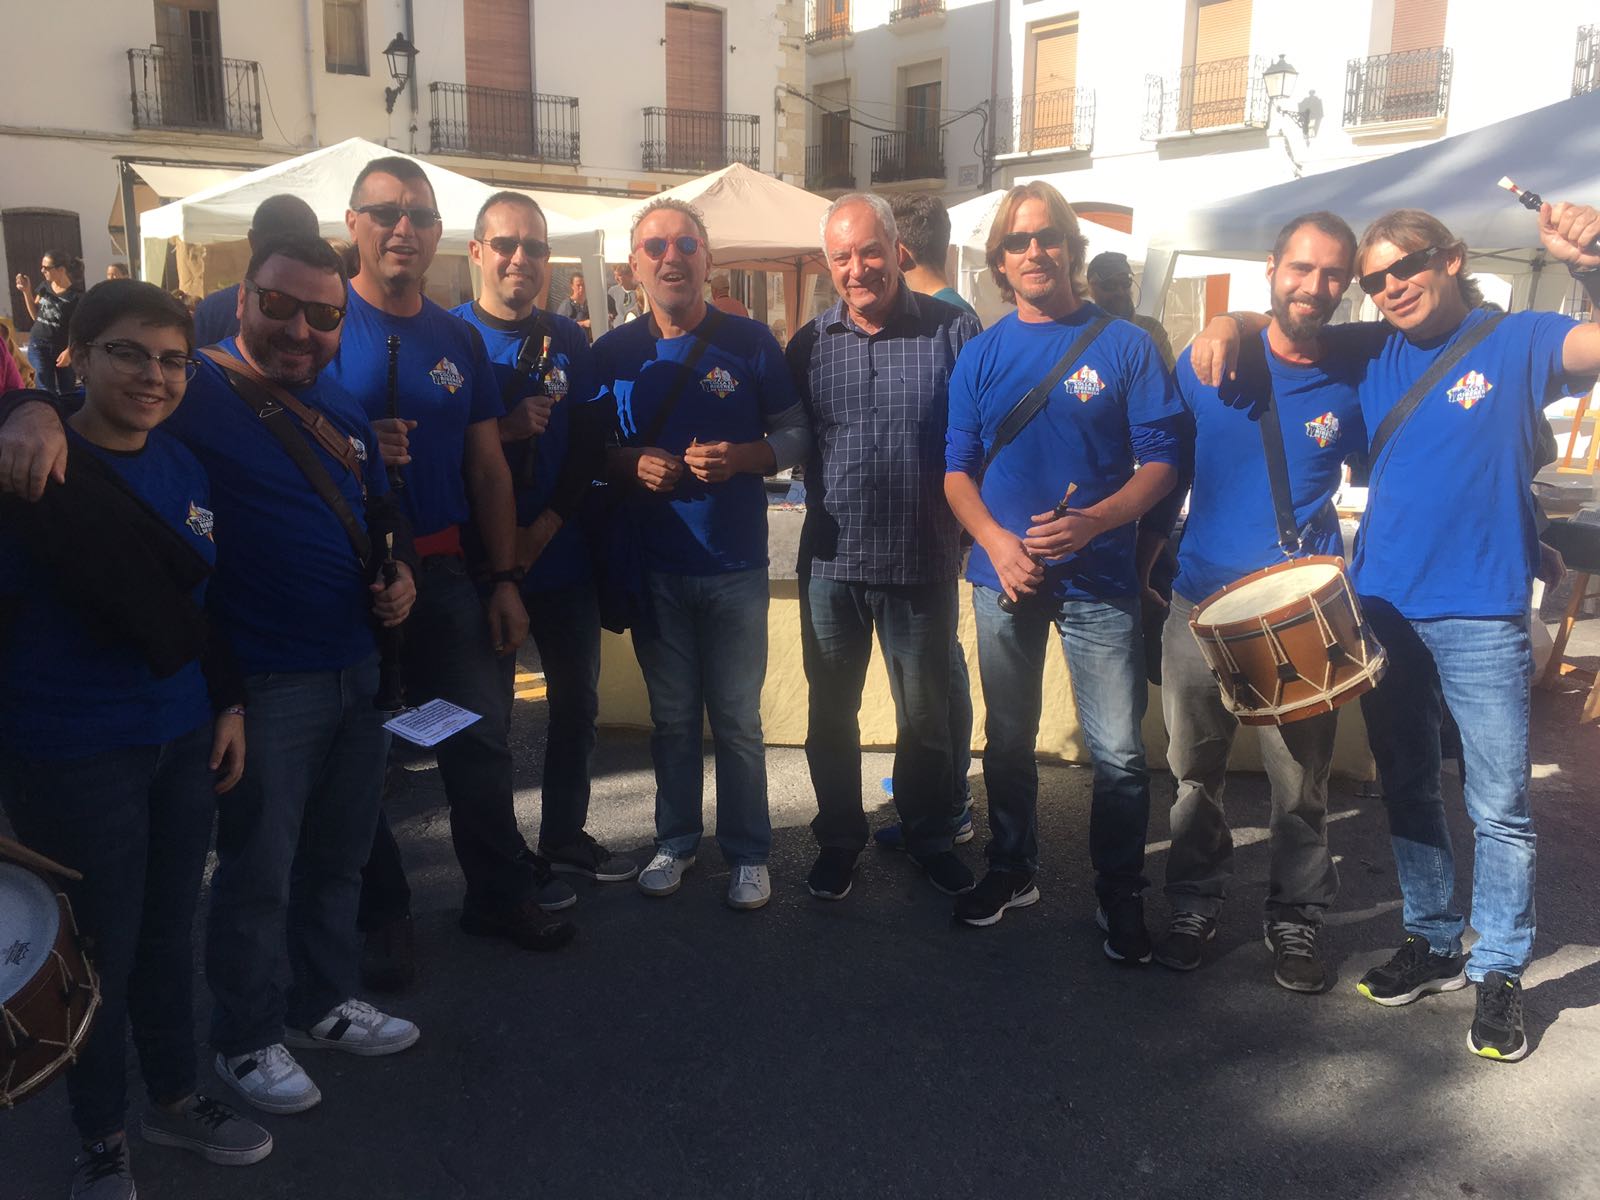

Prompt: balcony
xmin=995 ymin=87 xmax=1095 ymax=156
xmin=1142 ymin=55 xmax=1267 ymax=139
xmin=870 ymin=129 xmax=944 ymax=184
xmin=641 ymin=107 xmax=760 ymax=173
xmin=805 ymin=142 xmax=855 ymax=191
xmin=890 ymin=0 xmax=944 ymax=21
xmin=1344 ymin=47 xmax=1453 ymax=128
xmin=1574 ymin=25 xmax=1600 ymax=96
xmin=805 ymin=0 xmax=851 ymax=44
xmin=429 ymin=83 xmax=579 ymax=164
xmin=127 ymin=47 xmax=261 ymax=138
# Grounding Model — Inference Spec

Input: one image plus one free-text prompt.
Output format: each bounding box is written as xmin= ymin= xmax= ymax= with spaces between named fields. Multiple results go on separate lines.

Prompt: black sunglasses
xmin=1000 ymin=227 xmax=1066 ymax=255
xmin=638 ymin=235 xmax=703 ymax=260
xmin=1358 ymin=245 xmax=1439 ymax=297
xmin=485 ymin=235 xmax=551 ymax=261
xmin=245 ymin=281 xmax=346 ymax=332
xmin=355 ymin=203 xmax=442 ymax=230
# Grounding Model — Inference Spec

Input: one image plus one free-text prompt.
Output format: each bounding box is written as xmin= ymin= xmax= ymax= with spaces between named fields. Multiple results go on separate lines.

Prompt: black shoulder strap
xmin=981 ymin=314 xmax=1111 ymax=478
xmin=207 ymin=356 xmax=372 ymax=567
xmin=1236 ymin=334 xmax=1301 ymax=555
xmin=1367 ymin=312 xmax=1506 ymax=472
xmin=640 ymin=307 xmax=722 ymax=447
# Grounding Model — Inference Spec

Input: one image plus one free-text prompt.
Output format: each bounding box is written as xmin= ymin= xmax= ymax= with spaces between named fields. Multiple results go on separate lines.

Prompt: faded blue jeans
xmin=1359 ymin=600 xmax=1535 ymax=981
xmin=972 ymin=586 xmax=1151 ymax=900
xmin=630 ymin=567 xmax=771 ymax=866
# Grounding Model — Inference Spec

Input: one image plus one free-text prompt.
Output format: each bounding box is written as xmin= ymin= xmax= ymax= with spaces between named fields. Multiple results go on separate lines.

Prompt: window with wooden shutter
xmin=1378 ymin=0 xmax=1448 ymax=122
xmin=153 ymin=0 xmax=225 ymax=128
xmin=324 ymin=0 xmax=367 ymax=75
xmin=664 ymin=3 xmax=725 ymax=167
xmin=1187 ymin=0 xmax=1252 ymax=128
xmin=463 ymin=0 xmax=533 ymax=157
xmin=1391 ymin=0 xmax=1447 ymax=52
xmin=1025 ymin=16 xmax=1078 ymax=151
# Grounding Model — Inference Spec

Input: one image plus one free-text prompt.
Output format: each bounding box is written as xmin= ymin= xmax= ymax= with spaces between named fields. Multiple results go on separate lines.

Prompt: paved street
xmin=5 ymin=663 xmax=1600 ymax=1200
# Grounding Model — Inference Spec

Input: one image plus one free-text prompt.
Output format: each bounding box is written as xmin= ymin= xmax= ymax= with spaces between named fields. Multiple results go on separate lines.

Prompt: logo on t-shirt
xmin=700 ymin=367 xmax=739 ymax=398
xmin=1062 ymin=365 xmax=1105 ymax=401
xmin=186 ymin=501 xmax=215 ymax=541
xmin=1303 ymin=411 xmax=1341 ymax=448
xmin=1446 ymin=370 xmax=1493 ymax=410
xmin=545 ymin=366 xmax=569 ymax=399
xmin=429 ymin=357 xmax=465 ymax=394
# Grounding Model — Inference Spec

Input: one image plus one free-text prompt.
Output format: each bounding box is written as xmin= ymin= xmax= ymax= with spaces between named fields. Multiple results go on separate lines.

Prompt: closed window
xmin=325 ymin=0 xmax=368 ymax=75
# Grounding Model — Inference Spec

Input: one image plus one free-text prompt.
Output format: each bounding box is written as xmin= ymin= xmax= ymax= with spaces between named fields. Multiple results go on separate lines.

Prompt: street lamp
xmin=1263 ymin=55 xmax=1298 ymax=103
xmin=1262 ymin=53 xmax=1318 ymax=137
xmin=382 ymin=33 xmax=419 ymax=115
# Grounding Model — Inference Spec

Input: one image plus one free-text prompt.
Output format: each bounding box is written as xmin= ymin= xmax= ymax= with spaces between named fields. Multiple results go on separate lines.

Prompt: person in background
xmin=192 ymin=194 xmax=321 ymax=347
xmin=556 ymin=272 xmax=592 ymax=333
xmin=608 ymin=263 xmax=639 ymax=327
xmin=889 ymin=192 xmax=978 ymax=319
xmin=0 ymin=334 xmax=22 ymax=392
xmin=1086 ymin=252 xmax=1176 ymax=371
xmin=13 ymin=249 xmax=83 ymax=394
xmin=709 ymin=273 xmax=749 ymax=318
xmin=106 ymin=262 xmax=131 ymax=281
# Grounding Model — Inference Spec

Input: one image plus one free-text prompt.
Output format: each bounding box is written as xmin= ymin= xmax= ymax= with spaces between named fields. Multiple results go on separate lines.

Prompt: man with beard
xmin=1151 ymin=212 xmax=1378 ymax=991
xmin=192 ymin=194 xmax=320 ymax=346
xmin=453 ymin=191 xmax=636 ymax=886
xmin=325 ymin=157 xmax=575 ymax=980
xmin=0 ymin=237 xmax=423 ymax=1114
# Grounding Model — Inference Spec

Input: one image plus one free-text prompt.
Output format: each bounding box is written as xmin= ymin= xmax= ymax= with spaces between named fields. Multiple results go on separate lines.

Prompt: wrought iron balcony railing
xmin=994 ymin=86 xmax=1095 ymax=155
xmin=805 ymin=1 xmax=851 ymax=43
xmin=870 ymin=129 xmax=944 ymax=184
xmin=1574 ymin=25 xmax=1600 ymax=96
xmin=641 ymin=107 xmax=761 ymax=173
xmin=1142 ymin=55 xmax=1267 ymax=138
xmin=429 ymin=83 xmax=580 ymax=164
xmin=1344 ymin=47 xmax=1453 ymax=127
xmin=127 ymin=47 xmax=261 ymax=137
xmin=805 ymin=142 xmax=855 ymax=190
xmin=891 ymin=0 xmax=944 ymax=20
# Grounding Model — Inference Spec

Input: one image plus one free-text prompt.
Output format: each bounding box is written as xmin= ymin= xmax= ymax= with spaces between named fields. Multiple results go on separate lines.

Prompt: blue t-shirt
xmin=1173 ymin=327 xmax=1374 ymax=604
xmin=596 ymin=310 xmax=797 ymax=575
xmin=932 ymin=286 xmax=979 ymax=320
xmin=945 ymin=304 xmax=1182 ymax=600
xmin=451 ymin=302 xmax=598 ymax=592
xmin=1353 ymin=307 xmax=1576 ymax=619
xmin=324 ymin=290 xmax=501 ymax=538
xmin=193 ymin=283 xmax=240 ymax=348
xmin=0 ymin=428 xmax=215 ymax=758
xmin=165 ymin=339 xmax=389 ymax=673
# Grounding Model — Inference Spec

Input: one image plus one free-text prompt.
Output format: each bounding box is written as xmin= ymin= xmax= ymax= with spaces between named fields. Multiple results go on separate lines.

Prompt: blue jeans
xmin=1 ymin=723 xmax=214 ymax=1139
xmin=801 ymin=575 xmax=959 ymax=855
xmin=1359 ymin=601 xmax=1535 ymax=980
xmin=972 ymin=586 xmax=1151 ymax=898
xmin=26 ymin=341 xmax=75 ymax=395
xmin=630 ymin=567 xmax=771 ymax=866
xmin=526 ymin=581 xmax=602 ymax=848
xmin=207 ymin=656 xmax=387 ymax=1056
xmin=950 ymin=636 xmax=974 ymax=808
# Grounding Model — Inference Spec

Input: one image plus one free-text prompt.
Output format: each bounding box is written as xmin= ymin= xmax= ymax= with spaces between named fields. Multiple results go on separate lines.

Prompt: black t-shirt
xmin=31 ymin=286 xmax=82 ymax=352
xmin=555 ymin=297 xmax=589 ymax=324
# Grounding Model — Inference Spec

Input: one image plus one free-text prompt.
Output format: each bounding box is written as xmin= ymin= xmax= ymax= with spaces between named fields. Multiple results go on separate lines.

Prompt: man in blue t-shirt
xmin=944 ymin=182 xmax=1180 ymax=952
xmin=324 ymin=157 xmax=576 ymax=972
xmin=453 ymin=190 xmax=637 ymax=888
xmin=596 ymin=197 xmax=809 ymax=912
xmin=1153 ymin=212 xmax=1375 ymax=992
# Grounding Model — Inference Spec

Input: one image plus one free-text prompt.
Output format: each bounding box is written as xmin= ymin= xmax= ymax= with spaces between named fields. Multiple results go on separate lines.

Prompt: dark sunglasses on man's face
xmin=1000 ymin=227 xmax=1066 ymax=255
xmin=245 ymin=281 xmax=346 ymax=332
xmin=638 ymin=235 xmax=703 ymax=260
xmin=1358 ymin=245 xmax=1439 ymax=297
xmin=355 ymin=203 xmax=442 ymax=230
xmin=485 ymin=236 xmax=551 ymax=261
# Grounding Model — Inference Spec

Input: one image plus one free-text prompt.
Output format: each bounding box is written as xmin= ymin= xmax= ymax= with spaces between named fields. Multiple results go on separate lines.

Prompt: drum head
xmin=1195 ymin=561 xmax=1344 ymax=627
xmin=0 ymin=862 xmax=62 ymax=1005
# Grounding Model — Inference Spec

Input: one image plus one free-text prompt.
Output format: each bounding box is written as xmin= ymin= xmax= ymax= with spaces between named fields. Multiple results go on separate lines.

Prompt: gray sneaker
xmin=524 ymin=850 xmax=579 ymax=910
xmin=638 ymin=849 xmax=696 ymax=896
xmin=140 ymin=1093 xmax=273 ymax=1166
xmin=70 ymin=1138 xmax=134 ymax=1200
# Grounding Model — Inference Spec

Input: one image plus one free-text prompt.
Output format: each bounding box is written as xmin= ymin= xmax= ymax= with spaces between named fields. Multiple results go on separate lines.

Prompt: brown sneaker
xmin=360 ymin=915 xmax=415 ymax=994
xmin=459 ymin=896 xmax=577 ymax=951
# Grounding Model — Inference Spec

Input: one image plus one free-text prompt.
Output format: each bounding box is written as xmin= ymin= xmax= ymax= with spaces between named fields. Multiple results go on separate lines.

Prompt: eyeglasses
xmin=88 ymin=340 xmax=200 ymax=381
xmin=485 ymin=236 xmax=552 ymax=261
xmin=245 ymin=281 xmax=346 ymax=332
xmin=355 ymin=203 xmax=442 ymax=230
xmin=637 ymin=235 xmax=703 ymax=260
xmin=1358 ymin=245 xmax=1439 ymax=297
xmin=1000 ymin=227 xmax=1065 ymax=255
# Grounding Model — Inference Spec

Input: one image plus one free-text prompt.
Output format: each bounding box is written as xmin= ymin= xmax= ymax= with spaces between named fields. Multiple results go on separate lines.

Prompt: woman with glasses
xmin=12 ymin=249 xmax=84 ymax=394
xmin=0 ymin=279 xmax=273 ymax=1199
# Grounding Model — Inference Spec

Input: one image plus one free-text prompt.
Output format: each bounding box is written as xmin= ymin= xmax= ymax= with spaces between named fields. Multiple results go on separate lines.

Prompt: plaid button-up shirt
xmin=787 ymin=287 xmax=981 ymax=584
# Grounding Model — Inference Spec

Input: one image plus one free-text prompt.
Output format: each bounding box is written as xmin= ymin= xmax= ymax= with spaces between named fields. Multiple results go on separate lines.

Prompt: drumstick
xmin=0 ymin=835 xmax=82 ymax=881
xmin=998 ymin=483 xmax=1078 ymax=614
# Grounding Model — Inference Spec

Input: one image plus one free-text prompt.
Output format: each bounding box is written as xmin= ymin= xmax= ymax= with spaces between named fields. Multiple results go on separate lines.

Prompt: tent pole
xmin=119 ymin=160 xmax=142 ymax=278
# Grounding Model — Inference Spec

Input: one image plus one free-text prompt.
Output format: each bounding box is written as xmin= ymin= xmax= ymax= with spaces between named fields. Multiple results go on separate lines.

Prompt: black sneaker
xmin=360 ymin=914 xmax=415 ymax=994
xmin=1153 ymin=910 xmax=1217 ymax=971
xmin=954 ymin=869 xmax=1039 ymax=927
xmin=1467 ymin=971 xmax=1529 ymax=1062
xmin=806 ymin=847 xmax=858 ymax=900
xmin=1356 ymin=935 xmax=1467 ymax=1006
xmin=1096 ymin=895 xmax=1153 ymax=964
xmin=71 ymin=1138 xmax=134 ymax=1200
xmin=539 ymin=831 xmax=639 ymax=883
xmin=460 ymin=896 xmax=577 ymax=951
xmin=912 ymin=850 xmax=976 ymax=896
xmin=1264 ymin=920 xmax=1327 ymax=993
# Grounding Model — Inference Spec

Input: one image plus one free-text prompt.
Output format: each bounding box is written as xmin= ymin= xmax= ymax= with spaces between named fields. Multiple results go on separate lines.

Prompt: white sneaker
xmin=727 ymin=864 xmax=771 ymax=910
xmin=637 ymin=850 xmax=695 ymax=897
xmin=284 ymin=998 xmax=420 ymax=1057
xmin=214 ymin=1044 xmax=321 ymax=1115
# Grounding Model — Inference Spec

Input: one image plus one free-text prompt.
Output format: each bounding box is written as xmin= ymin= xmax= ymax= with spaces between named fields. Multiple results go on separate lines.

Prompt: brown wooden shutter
xmin=1189 ymin=0 xmax=1252 ymax=128
xmin=1032 ymin=18 xmax=1078 ymax=92
xmin=465 ymin=0 xmax=531 ymax=93
xmin=1193 ymin=0 xmax=1251 ymax=64
xmin=665 ymin=3 xmax=724 ymax=114
xmin=1025 ymin=17 xmax=1079 ymax=150
xmin=1391 ymin=0 xmax=1447 ymax=52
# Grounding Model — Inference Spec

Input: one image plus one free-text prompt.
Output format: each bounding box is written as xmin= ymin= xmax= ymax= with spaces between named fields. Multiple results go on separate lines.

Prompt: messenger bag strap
xmin=1366 ymin=312 xmax=1506 ymax=474
xmin=1236 ymin=334 xmax=1301 ymax=556
xmin=200 ymin=348 xmax=372 ymax=567
xmin=640 ymin=306 xmax=723 ymax=447
xmin=980 ymin=314 xmax=1112 ymax=480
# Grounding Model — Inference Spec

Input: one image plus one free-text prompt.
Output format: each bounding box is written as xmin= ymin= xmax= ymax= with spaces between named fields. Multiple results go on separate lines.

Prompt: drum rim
xmin=1189 ymin=555 xmax=1353 ymax=634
